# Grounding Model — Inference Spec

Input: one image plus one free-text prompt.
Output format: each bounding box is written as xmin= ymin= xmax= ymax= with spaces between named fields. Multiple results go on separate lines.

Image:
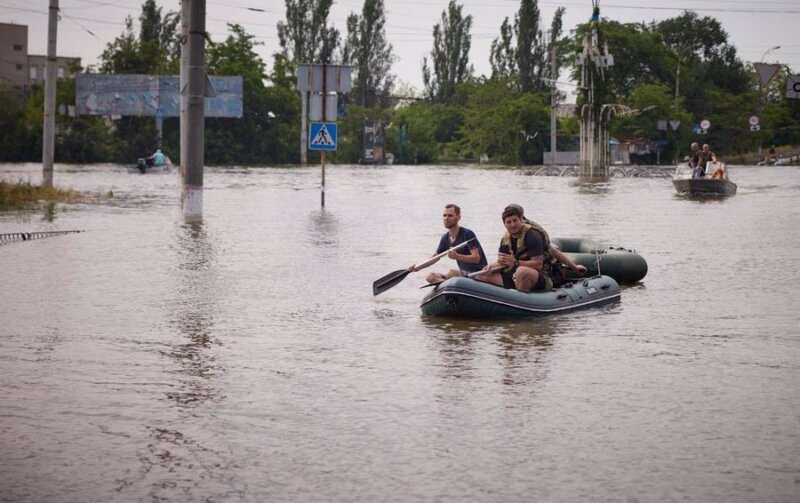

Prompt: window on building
xmin=58 ymin=67 xmax=65 ymax=78
xmin=30 ymin=66 xmax=37 ymax=79
xmin=14 ymin=44 xmax=24 ymax=51
xmin=16 ymin=63 xmax=23 ymax=71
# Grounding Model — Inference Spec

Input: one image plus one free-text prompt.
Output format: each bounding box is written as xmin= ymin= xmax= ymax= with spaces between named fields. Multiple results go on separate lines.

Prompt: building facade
xmin=0 ymin=22 xmax=80 ymax=92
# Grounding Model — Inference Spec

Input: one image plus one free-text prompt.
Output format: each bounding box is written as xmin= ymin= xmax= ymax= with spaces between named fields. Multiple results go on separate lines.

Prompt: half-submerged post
xmin=181 ymin=0 xmax=206 ymax=221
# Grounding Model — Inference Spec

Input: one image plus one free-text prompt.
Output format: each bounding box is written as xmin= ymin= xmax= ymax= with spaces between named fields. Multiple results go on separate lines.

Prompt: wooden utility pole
xmin=42 ymin=0 xmax=59 ymax=188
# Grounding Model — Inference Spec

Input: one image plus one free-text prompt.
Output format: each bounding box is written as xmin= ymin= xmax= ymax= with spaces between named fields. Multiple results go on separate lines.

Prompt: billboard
xmin=75 ymin=74 xmax=243 ymax=118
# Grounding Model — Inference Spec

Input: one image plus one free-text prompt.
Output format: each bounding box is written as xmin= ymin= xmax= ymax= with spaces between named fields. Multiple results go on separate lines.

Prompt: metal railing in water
xmin=0 ymin=230 xmax=83 ymax=246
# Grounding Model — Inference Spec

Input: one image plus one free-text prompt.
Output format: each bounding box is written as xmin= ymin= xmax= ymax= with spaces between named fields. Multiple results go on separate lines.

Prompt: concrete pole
xmin=41 ymin=0 xmax=59 ymax=188
xmin=181 ymin=0 xmax=206 ymax=221
xmin=550 ymin=42 xmax=557 ymax=167
xmin=180 ymin=2 xmax=189 ymax=173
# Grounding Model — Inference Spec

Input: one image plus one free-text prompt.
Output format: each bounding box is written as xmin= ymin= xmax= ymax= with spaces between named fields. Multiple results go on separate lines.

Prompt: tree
xmin=96 ymin=1 xmax=181 ymax=161
xmin=99 ymin=0 xmax=179 ymax=74
xmin=490 ymin=1 xmax=565 ymax=94
xmin=206 ymin=24 xmax=300 ymax=164
xmin=454 ymin=78 xmax=549 ymax=164
xmin=342 ymin=0 xmax=395 ymax=107
xmin=489 ymin=18 xmax=515 ymax=79
xmin=277 ymin=0 xmax=340 ymax=64
xmin=655 ymin=11 xmax=750 ymax=111
xmin=422 ymin=0 xmax=473 ymax=102
xmin=139 ymin=0 xmax=180 ymax=73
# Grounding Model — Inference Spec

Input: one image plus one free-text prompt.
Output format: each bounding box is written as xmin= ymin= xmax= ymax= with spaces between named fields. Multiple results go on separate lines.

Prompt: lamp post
xmin=756 ymin=46 xmax=780 ymax=156
xmin=761 ymin=45 xmax=780 ymax=62
xmin=674 ymin=46 xmax=690 ymax=109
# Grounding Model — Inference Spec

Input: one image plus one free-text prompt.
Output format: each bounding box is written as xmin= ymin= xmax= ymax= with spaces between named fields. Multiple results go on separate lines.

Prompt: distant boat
xmin=129 ymin=157 xmax=174 ymax=174
xmin=672 ymin=161 xmax=736 ymax=196
xmin=757 ymin=157 xmax=789 ymax=166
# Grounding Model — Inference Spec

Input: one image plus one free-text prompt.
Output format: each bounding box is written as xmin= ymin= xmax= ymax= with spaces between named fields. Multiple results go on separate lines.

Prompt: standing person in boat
xmin=689 ymin=142 xmax=704 ymax=178
xmin=695 ymin=143 xmax=716 ymax=177
xmin=475 ymin=205 xmax=585 ymax=292
xmin=410 ymin=203 xmax=487 ymax=284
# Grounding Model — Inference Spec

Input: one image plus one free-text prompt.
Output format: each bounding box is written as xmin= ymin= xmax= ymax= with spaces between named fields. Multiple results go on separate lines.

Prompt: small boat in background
xmin=672 ymin=161 xmax=737 ymax=196
xmin=757 ymin=157 xmax=789 ymax=166
xmin=129 ymin=157 xmax=174 ymax=174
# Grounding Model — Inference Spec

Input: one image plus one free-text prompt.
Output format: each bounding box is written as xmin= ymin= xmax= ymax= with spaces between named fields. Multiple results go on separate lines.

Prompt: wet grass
xmin=0 ymin=180 xmax=90 ymax=211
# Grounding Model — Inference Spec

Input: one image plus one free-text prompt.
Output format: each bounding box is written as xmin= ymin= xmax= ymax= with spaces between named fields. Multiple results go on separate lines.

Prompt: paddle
xmin=372 ymin=238 xmax=475 ymax=296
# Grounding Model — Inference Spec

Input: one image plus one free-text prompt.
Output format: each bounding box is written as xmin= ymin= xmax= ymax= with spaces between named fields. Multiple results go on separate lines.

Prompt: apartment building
xmin=0 ymin=22 xmax=80 ymax=92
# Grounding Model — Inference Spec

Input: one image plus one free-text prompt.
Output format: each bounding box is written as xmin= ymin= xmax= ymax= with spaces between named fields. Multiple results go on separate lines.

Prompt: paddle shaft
xmin=414 ymin=237 xmax=475 ymax=271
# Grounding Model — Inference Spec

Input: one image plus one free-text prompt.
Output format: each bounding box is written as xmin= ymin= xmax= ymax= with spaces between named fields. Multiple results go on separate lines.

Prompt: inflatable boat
xmin=551 ymin=237 xmax=648 ymax=284
xmin=420 ymin=275 xmax=620 ymax=318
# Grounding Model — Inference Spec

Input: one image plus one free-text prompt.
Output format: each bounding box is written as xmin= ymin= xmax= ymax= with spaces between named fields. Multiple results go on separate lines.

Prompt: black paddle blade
xmin=373 ymin=269 xmax=411 ymax=296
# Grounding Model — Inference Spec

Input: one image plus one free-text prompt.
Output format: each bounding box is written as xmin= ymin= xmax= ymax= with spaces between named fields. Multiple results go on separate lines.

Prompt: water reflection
xmin=308 ymin=209 xmax=339 ymax=248
xmin=165 ymin=221 xmax=222 ymax=407
xmin=573 ymin=177 xmax=612 ymax=194
xmin=422 ymin=316 xmax=558 ymax=386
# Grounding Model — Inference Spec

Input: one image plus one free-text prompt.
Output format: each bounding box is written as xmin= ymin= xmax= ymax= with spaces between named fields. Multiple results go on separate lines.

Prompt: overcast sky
xmin=3 ymin=0 xmax=798 ymax=100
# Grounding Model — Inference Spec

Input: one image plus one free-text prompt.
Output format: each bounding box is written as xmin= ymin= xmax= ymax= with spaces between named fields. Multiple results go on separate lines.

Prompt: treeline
xmin=1 ymin=0 xmax=798 ymax=166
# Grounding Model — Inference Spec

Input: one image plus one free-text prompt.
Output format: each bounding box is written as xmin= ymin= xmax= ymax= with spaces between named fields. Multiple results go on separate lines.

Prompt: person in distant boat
xmin=474 ymin=204 xmax=586 ymax=292
xmin=688 ymin=142 xmax=704 ymax=178
xmin=149 ymin=149 xmax=166 ymax=166
xmin=410 ymin=203 xmax=488 ymax=284
xmin=697 ymin=144 xmax=716 ymax=174
xmin=767 ymin=144 xmax=777 ymax=162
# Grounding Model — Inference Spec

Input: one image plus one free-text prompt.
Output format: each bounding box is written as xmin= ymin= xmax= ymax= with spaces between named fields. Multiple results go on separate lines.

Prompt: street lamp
xmin=674 ymin=46 xmax=690 ymax=108
xmin=761 ymin=45 xmax=780 ymax=62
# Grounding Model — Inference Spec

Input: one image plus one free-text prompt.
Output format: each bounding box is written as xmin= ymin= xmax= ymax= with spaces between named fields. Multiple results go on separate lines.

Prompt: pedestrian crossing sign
xmin=309 ymin=122 xmax=338 ymax=151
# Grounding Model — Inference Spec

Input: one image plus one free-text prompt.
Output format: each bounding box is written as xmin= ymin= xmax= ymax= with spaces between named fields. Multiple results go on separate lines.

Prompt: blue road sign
xmin=309 ymin=122 xmax=337 ymax=151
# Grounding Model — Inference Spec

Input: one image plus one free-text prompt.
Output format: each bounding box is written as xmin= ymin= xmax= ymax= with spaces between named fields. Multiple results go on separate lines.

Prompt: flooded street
xmin=2 ymin=162 xmax=800 ymax=502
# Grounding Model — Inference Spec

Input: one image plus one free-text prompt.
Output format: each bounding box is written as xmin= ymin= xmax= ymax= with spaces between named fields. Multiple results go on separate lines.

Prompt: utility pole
xmin=180 ymin=0 xmax=206 ymax=221
xmin=42 ymin=0 xmax=59 ymax=188
xmin=550 ymin=40 xmax=557 ymax=167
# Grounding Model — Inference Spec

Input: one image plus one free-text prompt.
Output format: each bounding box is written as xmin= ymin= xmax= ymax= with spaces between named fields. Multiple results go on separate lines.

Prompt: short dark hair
xmin=502 ymin=204 xmax=523 ymax=221
xmin=444 ymin=203 xmax=461 ymax=215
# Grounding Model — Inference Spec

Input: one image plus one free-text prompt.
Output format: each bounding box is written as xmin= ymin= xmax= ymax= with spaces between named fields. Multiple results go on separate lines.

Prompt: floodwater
xmin=1 ymin=162 xmax=799 ymax=502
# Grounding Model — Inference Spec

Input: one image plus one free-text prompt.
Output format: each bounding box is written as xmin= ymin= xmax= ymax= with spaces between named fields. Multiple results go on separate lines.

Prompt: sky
xmin=2 ymin=0 xmax=798 ymax=102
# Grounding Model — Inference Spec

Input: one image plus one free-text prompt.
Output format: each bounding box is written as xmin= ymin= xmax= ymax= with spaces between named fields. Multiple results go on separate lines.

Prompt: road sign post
xmin=296 ymin=64 xmax=351 ymax=206
xmin=309 ymin=122 xmax=338 ymax=207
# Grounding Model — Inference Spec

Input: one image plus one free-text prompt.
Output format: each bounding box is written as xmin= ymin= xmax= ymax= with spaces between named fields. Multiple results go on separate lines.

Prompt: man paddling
xmin=410 ymin=203 xmax=487 ymax=284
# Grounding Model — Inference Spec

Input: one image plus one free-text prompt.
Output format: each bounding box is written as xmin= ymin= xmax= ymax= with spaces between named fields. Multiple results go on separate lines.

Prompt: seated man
xmin=151 ymin=149 xmax=166 ymax=166
xmin=475 ymin=205 xmax=585 ymax=292
xmin=410 ymin=203 xmax=487 ymax=284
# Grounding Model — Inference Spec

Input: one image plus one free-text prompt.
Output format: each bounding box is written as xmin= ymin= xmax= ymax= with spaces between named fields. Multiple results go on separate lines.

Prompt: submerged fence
xmin=0 ymin=230 xmax=83 ymax=246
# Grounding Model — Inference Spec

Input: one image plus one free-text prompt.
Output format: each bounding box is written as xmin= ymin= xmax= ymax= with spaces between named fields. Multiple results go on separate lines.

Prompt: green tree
xmin=277 ymin=0 xmax=340 ymax=64
xmin=342 ymin=0 xmax=395 ymax=107
xmin=139 ymin=0 xmax=181 ymax=74
xmin=0 ymin=82 xmax=38 ymax=161
xmin=453 ymin=78 xmax=549 ymax=164
xmin=490 ymin=1 xmax=565 ymax=94
xmin=422 ymin=0 xmax=473 ymax=103
xmin=489 ymin=18 xmax=515 ymax=79
xmin=206 ymin=24 xmax=300 ymax=164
